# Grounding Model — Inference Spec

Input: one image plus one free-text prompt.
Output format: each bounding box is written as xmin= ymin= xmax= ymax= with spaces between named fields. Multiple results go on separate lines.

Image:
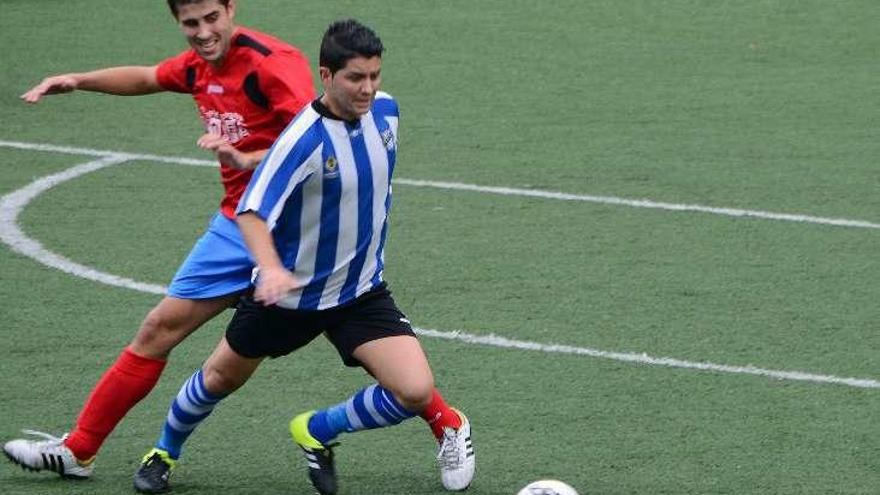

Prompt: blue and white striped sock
xmin=308 ymin=384 xmax=416 ymax=444
xmin=155 ymin=369 xmax=225 ymax=459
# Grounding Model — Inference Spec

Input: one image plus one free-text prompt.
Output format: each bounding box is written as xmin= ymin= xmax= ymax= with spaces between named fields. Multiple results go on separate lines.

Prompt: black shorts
xmin=225 ymin=283 xmax=416 ymax=367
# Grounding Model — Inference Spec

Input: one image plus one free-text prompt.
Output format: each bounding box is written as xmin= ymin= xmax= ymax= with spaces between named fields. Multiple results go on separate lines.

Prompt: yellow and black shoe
xmin=290 ymin=411 xmax=337 ymax=495
xmin=133 ymin=448 xmax=176 ymax=494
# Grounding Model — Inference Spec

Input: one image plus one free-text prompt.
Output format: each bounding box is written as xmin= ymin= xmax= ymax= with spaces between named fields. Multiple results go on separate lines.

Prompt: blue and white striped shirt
xmin=237 ymin=92 xmax=399 ymax=310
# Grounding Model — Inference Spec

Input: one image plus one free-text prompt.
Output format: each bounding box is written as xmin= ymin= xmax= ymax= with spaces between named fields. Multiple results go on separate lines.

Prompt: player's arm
xmin=21 ymin=66 xmax=163 ymax=103
xmin=236 ymin=212 xmax=297 ymax=306
xmin=235 ymin=112 xmax=321 ymax=305
xmin=196 ymin=133 xmax=267 ymax=170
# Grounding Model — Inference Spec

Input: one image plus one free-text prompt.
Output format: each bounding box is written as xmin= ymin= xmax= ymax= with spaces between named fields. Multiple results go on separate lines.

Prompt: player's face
xmin=176 ymin=0 xmax=237 ymax=65
xmin=321 ymin=56 xmax=382 ymax=121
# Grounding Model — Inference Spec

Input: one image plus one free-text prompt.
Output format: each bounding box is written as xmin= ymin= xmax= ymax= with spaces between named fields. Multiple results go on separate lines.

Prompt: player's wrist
xmin=245 ymin=150 xmax=268 ymax=169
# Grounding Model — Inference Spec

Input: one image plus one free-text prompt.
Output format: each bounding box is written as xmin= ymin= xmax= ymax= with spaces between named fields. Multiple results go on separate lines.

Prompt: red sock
xmin=420 ymin=388 xmax=463 ymax=441
xmin=64 ymin=347 xmax=166 ymax=460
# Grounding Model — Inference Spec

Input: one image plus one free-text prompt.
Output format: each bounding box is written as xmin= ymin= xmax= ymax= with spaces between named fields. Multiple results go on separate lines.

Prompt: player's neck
xmin=316 ymin=96 xmax=360 ymax=124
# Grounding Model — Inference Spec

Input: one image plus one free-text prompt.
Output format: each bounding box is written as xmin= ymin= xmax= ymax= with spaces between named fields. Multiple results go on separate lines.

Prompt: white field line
xmin=1 ymin=141 xmax=879 ymax=390
xmin=394 ymin=179 xmax=880 ymax=230
xmin=3 ymin=139 xmax=880 ymax=230
xmin=416 ymin=329 xmax=880 ymax=389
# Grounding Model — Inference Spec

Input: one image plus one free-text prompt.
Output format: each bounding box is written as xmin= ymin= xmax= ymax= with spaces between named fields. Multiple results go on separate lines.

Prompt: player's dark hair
xmin=167 ymin=0 xmax=230 ymax=18
xmin=319 ymin=19 xmax=384 ymax=74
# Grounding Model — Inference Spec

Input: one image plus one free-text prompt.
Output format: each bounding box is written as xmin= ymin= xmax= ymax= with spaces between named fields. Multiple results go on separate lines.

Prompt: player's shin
xmin=290 ymin=383 xmax=417 ymax=495
xmin=154 ymin=368 xmax=225 ymax=459
xmin=133 ymin=368 xmax=225 ymax=494
xmin=65 ymin=347 xmax=166 ymax=461
xmin=306 ymin=383 xmax=416 ymax=444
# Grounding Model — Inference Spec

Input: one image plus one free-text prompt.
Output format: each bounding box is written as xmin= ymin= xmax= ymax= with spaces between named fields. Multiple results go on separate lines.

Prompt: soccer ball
xmin=516 ymin=479 xmax=579 ymax=495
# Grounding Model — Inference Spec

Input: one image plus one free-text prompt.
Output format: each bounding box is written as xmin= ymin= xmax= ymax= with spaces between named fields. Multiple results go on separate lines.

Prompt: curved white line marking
xmin=2 ymin=139 xmax=880 ymax=230
xmin=1 ymin=155 xmax=166 ymax=295
xmin=1 ymin=145 xmax=879 ymax=389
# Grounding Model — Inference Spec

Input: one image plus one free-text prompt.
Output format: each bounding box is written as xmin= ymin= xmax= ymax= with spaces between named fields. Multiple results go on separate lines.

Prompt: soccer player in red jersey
xmin=4 ymin=0 xmax=465 ymax=483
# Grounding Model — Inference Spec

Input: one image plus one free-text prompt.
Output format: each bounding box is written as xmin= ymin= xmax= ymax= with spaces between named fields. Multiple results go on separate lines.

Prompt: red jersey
xmin=156 ymin=27 xmax=315 ymax=218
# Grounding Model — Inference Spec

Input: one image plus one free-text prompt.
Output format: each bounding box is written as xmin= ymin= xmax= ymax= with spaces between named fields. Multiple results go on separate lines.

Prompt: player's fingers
xmin=20 ymin=88 xmax=44 ymax=103
xmin=197 ymin=134 xmax=226 ymax=150
xmin=254 ymin=284 xmax=281 ymax=306
xmin=197 ymin=138 xmax=220 ymax=150
xmin=262 ymin=291 xmax=281 ymax=306
xmin=253 ymin=286 xmax=270 ymax=305
xmin=24 ymin=81 xmax=70 ymax=102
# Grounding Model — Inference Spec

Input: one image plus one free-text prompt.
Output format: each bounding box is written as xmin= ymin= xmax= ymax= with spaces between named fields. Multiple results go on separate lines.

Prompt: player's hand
xmin=254 ymin=266 xmax=298 ymax=306
xmin=197 ymin=133 xmax=253 ymax=170
xmin=20 ymin=75 xmax=79 ymax=104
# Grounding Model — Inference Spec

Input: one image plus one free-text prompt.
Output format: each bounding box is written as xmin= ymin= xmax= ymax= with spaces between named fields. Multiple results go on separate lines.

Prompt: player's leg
xmin=134 ymin=337 xmax=263 ymax=494
xmin=2 ymin=295 xmax=235 ymax=480
xmin=67 ymin=295 xmax=237 ymax=456
xmin=157 ymin=336 xmax=264 ymax=458
xmin=61 ymin=214 xmax=250 ymax=462
xmin=3 ymin=214 xmax=253 ymax=478
xmin=289 ymin=335 xmax=431 ymax=495
xmin=356 ymin=339 xmax=465 ymax=440
xmin=357 ymin=339 xmax=465 ymax=453
xmin=134 ymin=294 xmax=319 ymax=494
xmin=354 ymin=336 xmax=475 ymax=491
xmin=289 ymin=287 xmax=473 ymax=493
xmin=353 ymin=334 xmax=435 ymax=409
xmin=130 ymin=294 xmax=239 ymax=359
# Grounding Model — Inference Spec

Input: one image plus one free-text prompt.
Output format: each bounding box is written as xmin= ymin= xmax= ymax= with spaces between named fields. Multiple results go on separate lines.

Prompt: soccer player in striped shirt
xmin=131 ymin=19 xmax=475 ymax=495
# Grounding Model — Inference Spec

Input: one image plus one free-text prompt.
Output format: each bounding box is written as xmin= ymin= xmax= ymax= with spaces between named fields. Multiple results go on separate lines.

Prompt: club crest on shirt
xmin=324 ymin=156 xmax=339 ymax=179
xmin=200 ymin=107 xmax=249 ymax=144
xmin=381 ymin=128 xmax=396 ymax=152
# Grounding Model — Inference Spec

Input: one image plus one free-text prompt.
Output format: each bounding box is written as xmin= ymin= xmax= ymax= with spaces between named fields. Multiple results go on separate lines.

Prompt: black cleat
xmin=290 ymin=411 xmax=338 ymax=495
xmin=133 ymin=449 xmax=175 ymax=494
xmin=300 ymin=444 xmax=337 ymax=495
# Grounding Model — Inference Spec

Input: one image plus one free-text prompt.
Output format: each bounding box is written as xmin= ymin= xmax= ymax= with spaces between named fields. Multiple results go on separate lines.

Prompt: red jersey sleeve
xmin=258 ymin=50 xmax=316 ymax=122
xmin=156 ymin=51 xmax=196 ymax=93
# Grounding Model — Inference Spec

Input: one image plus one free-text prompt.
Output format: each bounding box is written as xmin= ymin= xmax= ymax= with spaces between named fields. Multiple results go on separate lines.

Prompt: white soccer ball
xmin=516 ymin=479 xmax=580 ymax=495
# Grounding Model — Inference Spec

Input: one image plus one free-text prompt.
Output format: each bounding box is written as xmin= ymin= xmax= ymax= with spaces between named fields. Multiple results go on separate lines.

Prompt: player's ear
xmin=319 ymin=67 xmax=333 ymax=87
xmin=226 ymin=0 xmax=237 ymax=19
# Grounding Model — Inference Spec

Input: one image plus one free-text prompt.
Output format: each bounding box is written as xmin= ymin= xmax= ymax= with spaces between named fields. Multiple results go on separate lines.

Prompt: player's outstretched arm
xmin=20 ymin=66 xmax=164 ymax=103
xmin=236 ymin=212 xmax=298 ymax=306
xmin=196 ymin=133 xmax=267 ymax=170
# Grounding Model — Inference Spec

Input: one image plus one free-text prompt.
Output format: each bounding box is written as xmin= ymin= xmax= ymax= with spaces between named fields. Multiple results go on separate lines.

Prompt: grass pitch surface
xmin=2 ymin=1 xmax=879 ymax=493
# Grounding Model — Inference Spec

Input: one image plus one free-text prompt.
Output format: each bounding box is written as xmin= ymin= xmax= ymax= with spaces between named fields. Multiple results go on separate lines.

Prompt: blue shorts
xmin=167 ymin=213 xmax=254 ymax=299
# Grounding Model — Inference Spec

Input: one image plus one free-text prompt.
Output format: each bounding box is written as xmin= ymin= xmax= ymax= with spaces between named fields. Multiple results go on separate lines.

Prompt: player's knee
xmin=131 ymin=309 xmax=176 ymax=357
xmin=391 ymin=377 xmax=434 ymax=412
xmin=139 ymin=307 xmax=170 ymax=335
xmin=201 ymin=365 xmax=244 ymax=395
xmin=131 ymin=306 xmax=193 ymax=357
